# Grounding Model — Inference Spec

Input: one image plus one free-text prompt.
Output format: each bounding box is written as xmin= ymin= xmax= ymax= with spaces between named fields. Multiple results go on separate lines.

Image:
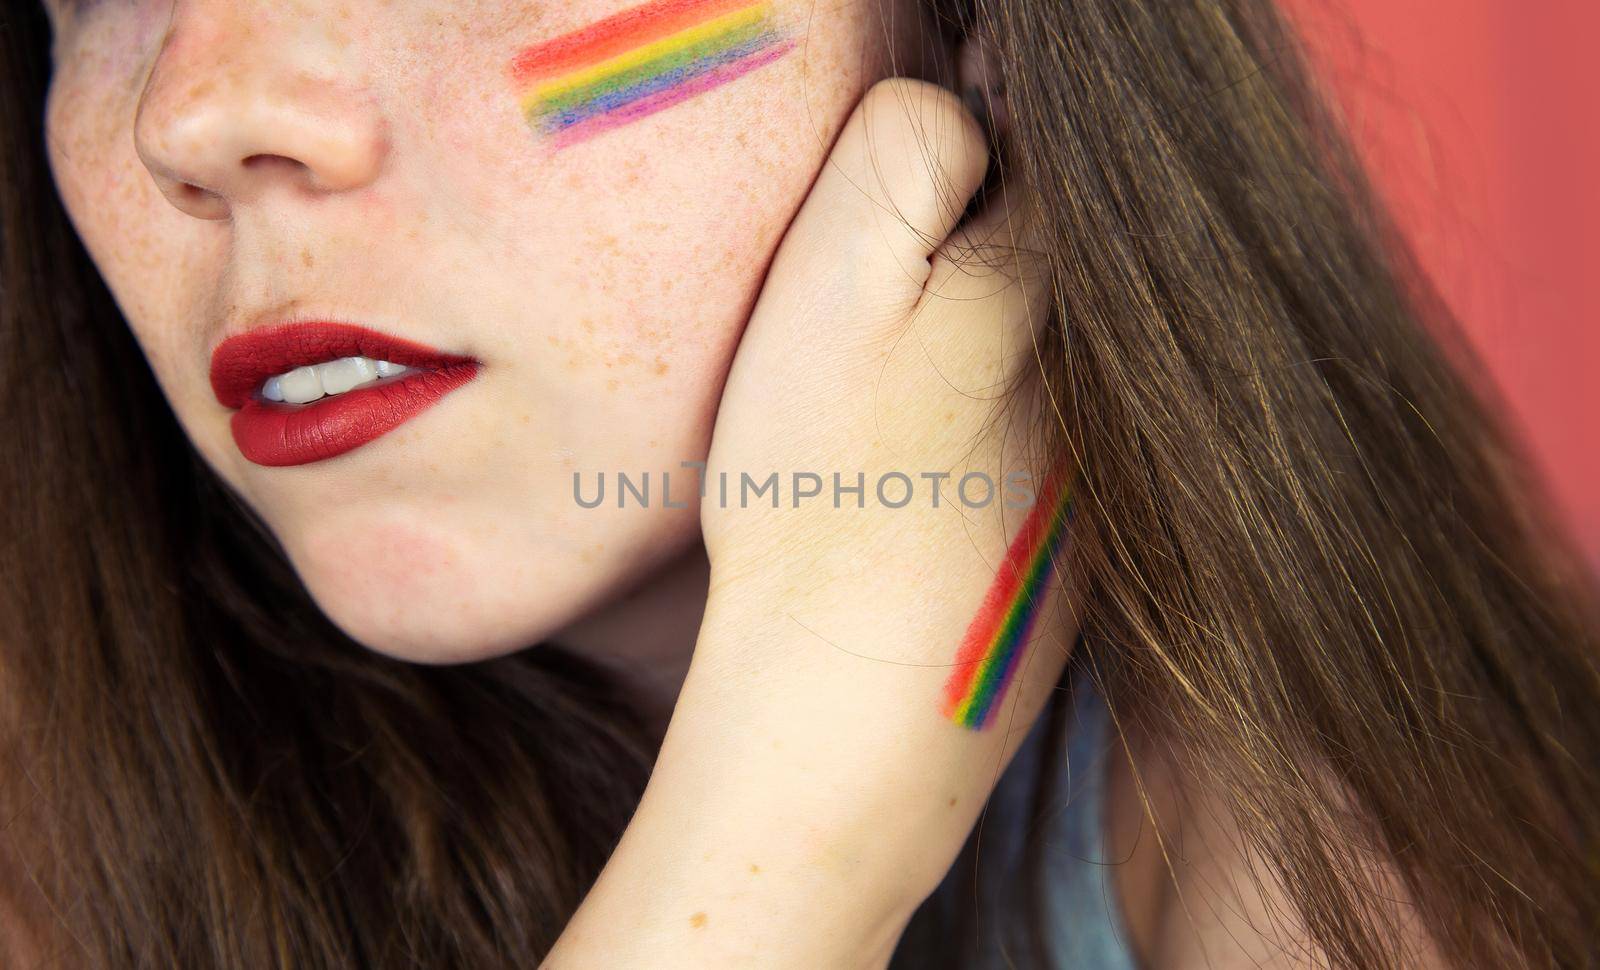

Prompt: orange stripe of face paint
xmin=509 ymin=0 xmax=759 ymax=85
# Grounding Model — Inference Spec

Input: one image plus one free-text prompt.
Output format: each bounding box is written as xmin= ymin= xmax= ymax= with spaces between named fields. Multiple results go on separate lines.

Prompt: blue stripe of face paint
xmin=532 ymin=30 xmax=783 ymax=131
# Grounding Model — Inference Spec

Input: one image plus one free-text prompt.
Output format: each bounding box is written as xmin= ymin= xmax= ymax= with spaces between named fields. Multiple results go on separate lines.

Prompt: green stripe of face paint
xmin=957 ymin=495 xmax=1072 ymax=724
xmin=528 ymin=17 xmax=774 ymax=116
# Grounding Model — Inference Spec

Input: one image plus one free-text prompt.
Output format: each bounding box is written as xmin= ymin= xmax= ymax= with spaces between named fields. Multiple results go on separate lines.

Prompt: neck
xmin=550 ymin=541 xmax=711 ymax=748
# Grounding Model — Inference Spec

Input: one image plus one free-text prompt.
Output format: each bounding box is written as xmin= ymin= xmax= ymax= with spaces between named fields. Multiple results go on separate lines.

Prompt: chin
xmin=295 ymin=554 xmax=581 ymax=666
xmin=276 ymin=499 xmax=703 ymax=666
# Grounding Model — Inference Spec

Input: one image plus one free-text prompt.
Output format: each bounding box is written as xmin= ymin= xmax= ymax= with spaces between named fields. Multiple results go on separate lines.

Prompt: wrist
xmin=539 ymin=759 xmax=930 ymax=969
xmin=544 ymin=483 xmax=1079 ymax=968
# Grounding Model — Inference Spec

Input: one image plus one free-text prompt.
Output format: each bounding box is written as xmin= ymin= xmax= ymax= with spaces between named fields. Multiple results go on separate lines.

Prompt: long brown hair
xmin=4 ymin=1 xmax=1597 ymax=968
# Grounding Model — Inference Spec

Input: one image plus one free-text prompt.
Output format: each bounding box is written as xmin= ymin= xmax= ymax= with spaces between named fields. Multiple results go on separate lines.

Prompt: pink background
xmin=1281 ymin=0 xmax=1599 ymax=561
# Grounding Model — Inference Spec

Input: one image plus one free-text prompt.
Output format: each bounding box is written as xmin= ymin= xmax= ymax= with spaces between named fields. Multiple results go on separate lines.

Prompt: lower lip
xmin=230 ymin=364 xmax=479 ymax=467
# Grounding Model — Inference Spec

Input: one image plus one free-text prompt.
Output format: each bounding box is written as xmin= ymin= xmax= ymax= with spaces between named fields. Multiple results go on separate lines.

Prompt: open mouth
xmin=209 ymin=321 xmax=481 ymax=467
xmin=257 ymin=354 xmax=421 ymax=404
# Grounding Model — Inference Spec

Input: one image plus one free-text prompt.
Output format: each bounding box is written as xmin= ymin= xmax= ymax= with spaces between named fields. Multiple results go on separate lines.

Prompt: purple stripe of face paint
xmin=549 ymin=39 xmax=796 ymax=149
xmin=963 ymin=577 xmax=1049 ymax=729
xmin=537 ymin=30 xmax=785 ymax=131
xmin=960 ymin=495 xmax=1073 ymax=729
xmin=553 ymin=40 xmax=796 ymax=148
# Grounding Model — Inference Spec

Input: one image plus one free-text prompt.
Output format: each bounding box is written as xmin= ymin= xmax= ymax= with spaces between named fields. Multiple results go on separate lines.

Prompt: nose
xmin=133 ymin=5 xmax=389 ymax=221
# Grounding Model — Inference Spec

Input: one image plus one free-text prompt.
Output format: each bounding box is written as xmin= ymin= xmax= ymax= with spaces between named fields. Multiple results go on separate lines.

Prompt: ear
xmin=953 ymin=32 xmax=1013 ymax=150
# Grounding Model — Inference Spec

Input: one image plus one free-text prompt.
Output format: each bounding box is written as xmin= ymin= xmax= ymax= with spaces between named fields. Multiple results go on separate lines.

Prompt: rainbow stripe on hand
xmin=509 ymin=0 xmax=796 ymax=150
xmin=941 ymin=470 xmax=1076 ymax=731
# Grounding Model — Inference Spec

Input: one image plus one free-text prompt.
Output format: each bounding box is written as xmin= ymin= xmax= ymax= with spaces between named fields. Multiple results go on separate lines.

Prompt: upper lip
xmin=209 ymin=320 xmax=478 ymax=409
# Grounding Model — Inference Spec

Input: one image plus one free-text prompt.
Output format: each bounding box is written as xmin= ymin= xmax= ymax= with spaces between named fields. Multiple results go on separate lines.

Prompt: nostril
xmin=240 ymin=153 xmax=305 ymax=173
xmin=166 ymin=179 xmax=229 ymax=221
xmin=240 ymin=152 xmax=333 ymax=193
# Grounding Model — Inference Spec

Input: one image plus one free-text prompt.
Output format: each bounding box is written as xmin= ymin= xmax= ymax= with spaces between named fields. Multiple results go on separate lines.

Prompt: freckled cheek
xmin=51 ymin=137 xmax=182 ymax=323
xmin=618 ymin=225 xmax=782 ymax=359
xmin=46 ymin=95 xmax=224 ymax=445
xmin=546 ymin=297 xmax=743 ymax=407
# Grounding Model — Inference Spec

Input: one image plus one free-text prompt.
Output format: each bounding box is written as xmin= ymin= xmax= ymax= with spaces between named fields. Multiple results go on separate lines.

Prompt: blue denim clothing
xmin=939 ymin=676 xmax=1141 ymax=969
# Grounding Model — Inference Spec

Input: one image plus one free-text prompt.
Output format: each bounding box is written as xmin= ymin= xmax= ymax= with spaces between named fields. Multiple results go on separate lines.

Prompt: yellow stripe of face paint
xmin=518 ymin=2 xmax=773 ymax=112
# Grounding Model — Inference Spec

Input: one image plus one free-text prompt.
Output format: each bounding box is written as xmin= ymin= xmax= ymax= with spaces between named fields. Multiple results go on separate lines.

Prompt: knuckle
xmin=858 ymin=78 xmax=991 ymax=183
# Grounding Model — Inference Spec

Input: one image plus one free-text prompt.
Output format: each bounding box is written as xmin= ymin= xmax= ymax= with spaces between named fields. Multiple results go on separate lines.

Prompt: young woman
xmin=3 ymin=0 xmax=1596 ymax=967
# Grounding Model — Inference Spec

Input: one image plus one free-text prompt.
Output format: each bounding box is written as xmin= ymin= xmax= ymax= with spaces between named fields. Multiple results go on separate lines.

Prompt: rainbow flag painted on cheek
xmin=510 ymin=0 xmax=796 ymax=150
xmin=941 ymin=471 xmax=1076 ymax=730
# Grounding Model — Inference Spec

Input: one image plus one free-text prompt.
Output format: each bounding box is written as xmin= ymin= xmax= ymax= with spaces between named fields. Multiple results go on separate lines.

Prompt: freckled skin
xmin=40 ymin=0 xmax=943 ymax=663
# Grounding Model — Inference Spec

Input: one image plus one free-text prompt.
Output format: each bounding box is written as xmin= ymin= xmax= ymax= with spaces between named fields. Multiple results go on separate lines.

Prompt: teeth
xmin=278 ymin=365 xmax=323 ymax=404
xmin=317 ymin=355 xmax=377 ymax=394
xmin=259 ymin=356 xmax=414 ymax=404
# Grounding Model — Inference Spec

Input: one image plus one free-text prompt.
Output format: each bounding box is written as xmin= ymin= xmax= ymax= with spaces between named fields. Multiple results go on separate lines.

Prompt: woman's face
xmin=42 ymin=0 xmax=944 ymax=662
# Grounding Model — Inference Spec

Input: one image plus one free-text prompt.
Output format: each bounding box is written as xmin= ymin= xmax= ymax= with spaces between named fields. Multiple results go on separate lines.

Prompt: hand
xmin=541 ymin=76 xmax=1077 ymax=969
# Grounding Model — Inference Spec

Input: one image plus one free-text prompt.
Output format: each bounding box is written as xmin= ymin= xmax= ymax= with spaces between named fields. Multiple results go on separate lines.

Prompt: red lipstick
xmin=210 ymin=321 xmax=480 ymax=467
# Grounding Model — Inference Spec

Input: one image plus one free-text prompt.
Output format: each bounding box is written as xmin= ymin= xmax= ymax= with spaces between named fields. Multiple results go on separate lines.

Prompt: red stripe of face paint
xmin=509 ymin=0 xmax=756 ymax=84
xmin=940 ymin=472 xmax=1068 ymax=706
xmin=547 ymin=39 xmax=796 ymax=149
